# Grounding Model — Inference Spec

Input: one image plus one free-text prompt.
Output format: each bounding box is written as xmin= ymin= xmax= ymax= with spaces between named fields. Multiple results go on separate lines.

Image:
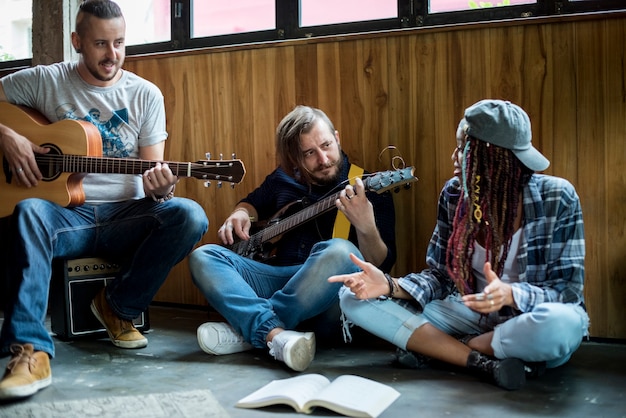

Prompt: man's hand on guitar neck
xmin=218 ymin=204 xmax=257 ymax=245
xmin=335 ymin=176 xmax=387 ymax=268
xmin=0 ymin=122 xmax=47 ymax=188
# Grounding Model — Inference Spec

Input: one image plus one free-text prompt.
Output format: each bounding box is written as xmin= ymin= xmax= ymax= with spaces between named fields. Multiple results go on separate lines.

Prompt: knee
xmin=169 ymin=199 xmax=209 ymax=235
xmin=14 ymin=198 xmax=47 ymax=219
xmin=312 ymin=238 xmax=362 ymax=264
xmin=337 ymin=286 xmax=359 ymax=315
xmin=530 ymin=303 xmax=587 ymax=354
xmin=189 ymin=245 xmax=221 ymax=283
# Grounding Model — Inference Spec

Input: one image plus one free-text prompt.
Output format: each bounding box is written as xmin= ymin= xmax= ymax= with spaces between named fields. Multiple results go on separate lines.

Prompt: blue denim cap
xmin=461 ymin=99 xmax=550 ymax=171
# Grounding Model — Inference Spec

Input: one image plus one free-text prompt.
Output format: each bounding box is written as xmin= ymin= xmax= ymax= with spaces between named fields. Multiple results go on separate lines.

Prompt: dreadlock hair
xmin=446 ymin=134 xmax=533 ymax=295
xmin=76 ymin=0 xmax=124 ymax=37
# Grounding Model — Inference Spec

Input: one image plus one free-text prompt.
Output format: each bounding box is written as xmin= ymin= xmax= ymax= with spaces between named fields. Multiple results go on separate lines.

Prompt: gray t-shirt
xmin=1 ymin=61 xmax=167 ymax=203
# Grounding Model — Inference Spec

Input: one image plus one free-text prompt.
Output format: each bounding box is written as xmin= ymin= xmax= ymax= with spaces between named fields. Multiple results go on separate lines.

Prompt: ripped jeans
xmin=338 ymin=289 xmax=590 ymax=368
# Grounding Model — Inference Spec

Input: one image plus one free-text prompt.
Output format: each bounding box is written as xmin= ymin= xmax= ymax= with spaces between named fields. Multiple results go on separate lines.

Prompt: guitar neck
xmin=39 ymin=154 xmax=189 ymax=176
xmin=35 ymin=154 xmax=244 ymax=182
xmin=231 ymin=167 xmax=417 ymax=258
xmin=255 ymin=190 xmax=344 ymax=243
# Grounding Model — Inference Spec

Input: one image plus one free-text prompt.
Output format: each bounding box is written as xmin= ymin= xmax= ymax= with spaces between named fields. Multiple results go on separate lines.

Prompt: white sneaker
xmin=197 ymin=322 xmax=253 ymax=355
xmin=267 ymin=331 xmax=316 ymax=372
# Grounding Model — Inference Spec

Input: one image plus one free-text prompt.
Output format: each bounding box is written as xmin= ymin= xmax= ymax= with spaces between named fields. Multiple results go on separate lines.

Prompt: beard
xmin=309 ymin=157 xmax=343 ymax=186
xmin=87 ymin=59 xmax=122 ymax=82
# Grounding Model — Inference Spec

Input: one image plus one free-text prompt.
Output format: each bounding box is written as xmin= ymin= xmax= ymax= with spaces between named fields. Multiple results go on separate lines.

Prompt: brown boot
xmin=0 ymin=344 xmax=51 ymax=400
xmin=90 ymin=288 xmax=148 ymax=349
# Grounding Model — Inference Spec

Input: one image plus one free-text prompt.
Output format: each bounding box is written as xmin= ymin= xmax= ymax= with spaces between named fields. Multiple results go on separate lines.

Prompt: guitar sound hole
xmin=39 ymin=143 xmax=63 ymax=182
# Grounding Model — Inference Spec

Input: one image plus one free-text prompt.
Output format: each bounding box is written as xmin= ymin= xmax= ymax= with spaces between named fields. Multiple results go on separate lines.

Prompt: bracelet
xmin=153 ymin=184 xmax=176 ymax=203
xmin=384 ymin=273 xmax=397 ymax=298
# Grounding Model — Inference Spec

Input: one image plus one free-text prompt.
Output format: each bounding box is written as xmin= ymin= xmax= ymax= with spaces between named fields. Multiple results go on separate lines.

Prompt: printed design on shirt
xmin=55 ymin=103 xmax=133 ymax=157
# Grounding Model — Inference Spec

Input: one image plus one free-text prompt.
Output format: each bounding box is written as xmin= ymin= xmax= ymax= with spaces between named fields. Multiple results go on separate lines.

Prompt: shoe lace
xmin=219 ymin=328 xmax=245 ymax=345
xmin=114 ymin=317 xmax=139 ymax=336
xmin=7 ymin=344 xmax=36 ymax=374
xmin=267 ymin=337 xmax=286 ymax=361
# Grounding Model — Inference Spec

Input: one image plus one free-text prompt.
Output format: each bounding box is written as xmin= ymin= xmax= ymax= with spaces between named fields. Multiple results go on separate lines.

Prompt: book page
xmin=236 ymin=374 xmax=331 ymax=412
xmin=304 ymin=375 xmax=400 ymax=418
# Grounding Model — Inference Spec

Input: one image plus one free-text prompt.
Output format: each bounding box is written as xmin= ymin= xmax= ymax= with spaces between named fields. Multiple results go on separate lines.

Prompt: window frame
xmin=1 ymin=0 xmax=624 ymax=70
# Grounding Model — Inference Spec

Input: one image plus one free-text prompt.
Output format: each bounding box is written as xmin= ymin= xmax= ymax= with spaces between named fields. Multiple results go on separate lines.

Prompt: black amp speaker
xmin=50 ymin=257 xmax=149 ymax=340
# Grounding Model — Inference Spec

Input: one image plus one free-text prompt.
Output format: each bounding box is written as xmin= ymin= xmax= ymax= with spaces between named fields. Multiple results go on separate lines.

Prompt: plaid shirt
xmin=398 ymin=174 xmax=585 ymax=314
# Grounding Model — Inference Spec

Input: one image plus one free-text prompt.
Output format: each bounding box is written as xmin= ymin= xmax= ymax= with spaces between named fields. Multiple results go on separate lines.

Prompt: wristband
xmin=384 ymin=273 xmax=397 ymax=298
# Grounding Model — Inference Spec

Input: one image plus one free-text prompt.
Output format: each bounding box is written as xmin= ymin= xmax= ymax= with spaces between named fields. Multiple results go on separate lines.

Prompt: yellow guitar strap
xmin=332 ymin=164 xmax=364 ymax=239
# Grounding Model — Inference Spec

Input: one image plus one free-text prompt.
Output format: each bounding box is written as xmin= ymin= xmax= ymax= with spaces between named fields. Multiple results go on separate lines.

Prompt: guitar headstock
xmin=364 ymin=167 xmax=418 ymax=194
xmin=189 ymin=159 xmax=246 ymax=187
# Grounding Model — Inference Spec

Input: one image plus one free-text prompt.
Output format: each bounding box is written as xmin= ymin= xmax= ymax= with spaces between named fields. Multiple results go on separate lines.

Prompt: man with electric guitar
xmin=0 ymin=0 xmax=209 ymax=400
xmin=190 ymin=105 xmax=415 ymax=372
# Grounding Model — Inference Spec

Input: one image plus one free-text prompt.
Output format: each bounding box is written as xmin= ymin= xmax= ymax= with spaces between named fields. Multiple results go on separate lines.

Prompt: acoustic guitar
xmin=0 ymin=103 xmax=246 ymax=217
xmin=229 ymin=167 xmax=417 ymax=261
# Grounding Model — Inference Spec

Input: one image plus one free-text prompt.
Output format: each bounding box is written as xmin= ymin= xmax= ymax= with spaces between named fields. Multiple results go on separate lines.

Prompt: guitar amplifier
xmin=50 ymin=257 xmax=149 ymax=340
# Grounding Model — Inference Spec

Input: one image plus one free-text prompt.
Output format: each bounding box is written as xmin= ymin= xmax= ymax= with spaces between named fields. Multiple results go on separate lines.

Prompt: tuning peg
xmin=219 ymin=153 xmax=224 ymax=160
xmin=231 ymin=153 xmax=236 ymax=159
xmin=217 ymin=181 xmax=223 ymax=188
xmin=205 ymin=152 xmax=211 ymax=160
xmin=230 ymin=183 xmax=236 ymax=189
xmin=204 ymin=181 xmax=211 ymax=187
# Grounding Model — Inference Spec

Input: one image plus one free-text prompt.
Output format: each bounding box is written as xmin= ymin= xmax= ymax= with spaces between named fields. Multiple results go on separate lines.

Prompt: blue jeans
xmin=338 ymin=289 xmax=589 ymax=368
xmin=1 ymin=197 xmax=208 ymax=358
xmin=189 ymin=238 xmax=362 ymax=348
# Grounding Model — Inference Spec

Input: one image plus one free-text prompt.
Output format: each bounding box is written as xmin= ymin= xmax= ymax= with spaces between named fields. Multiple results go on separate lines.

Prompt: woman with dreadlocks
xmin=329 ymin=99 xmax=588 ymax=390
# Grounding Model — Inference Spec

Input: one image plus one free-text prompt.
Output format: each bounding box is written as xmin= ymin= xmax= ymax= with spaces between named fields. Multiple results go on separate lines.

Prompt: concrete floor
xmin=1 ymin=305 xmax=625 ymax=417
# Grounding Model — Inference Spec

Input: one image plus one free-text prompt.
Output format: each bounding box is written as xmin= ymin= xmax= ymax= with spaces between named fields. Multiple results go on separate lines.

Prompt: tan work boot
xmin=0 ymin=343 xmax=51 ymax=400
xmin=90 ymin=288 xmax=148 ymax=349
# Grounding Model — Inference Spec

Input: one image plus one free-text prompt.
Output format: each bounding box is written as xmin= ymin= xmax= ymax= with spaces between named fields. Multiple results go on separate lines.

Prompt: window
xmin=0 ymin=0 xmax=32 ymax=62
xmin=191 ymin=1 xmax=276 ymax=38
xmin=1 ymin=0 xmax=623 ymax=69
xmin=300 ymin=0 xmax=397 ymax=27
xmin=430 ymin=0 xmax=535 ymax=14
xmin=116 ymin=0 xmax=171 ymax=46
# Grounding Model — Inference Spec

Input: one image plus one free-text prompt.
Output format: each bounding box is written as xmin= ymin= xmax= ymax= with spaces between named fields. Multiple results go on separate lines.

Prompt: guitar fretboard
xmin=35 ymin=154 xmax=241 ymax=181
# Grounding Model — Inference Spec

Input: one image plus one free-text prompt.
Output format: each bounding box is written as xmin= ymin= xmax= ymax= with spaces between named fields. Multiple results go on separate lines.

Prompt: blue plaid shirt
xmin=398 ymin=174 xmax=585 ymax=314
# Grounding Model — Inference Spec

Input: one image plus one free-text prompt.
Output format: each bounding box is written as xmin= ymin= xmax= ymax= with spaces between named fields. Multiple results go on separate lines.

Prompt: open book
xmin=236 ymin=374 xmax=400 ymax=418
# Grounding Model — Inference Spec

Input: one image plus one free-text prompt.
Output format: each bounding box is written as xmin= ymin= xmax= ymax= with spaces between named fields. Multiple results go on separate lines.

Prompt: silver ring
xmin=490 ymin=300 xmax=494 ymax=306
xmin=226 ymin=223 xmax=233 ymax=229
xmin=16 ymin=168 xmax=23 ymax=173
xmin=487 ymin=293 xmax=494 ymax=301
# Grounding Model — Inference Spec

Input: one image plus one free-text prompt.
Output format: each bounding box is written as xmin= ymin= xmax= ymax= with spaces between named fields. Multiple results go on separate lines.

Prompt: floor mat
xmin=0 ymin=389 xmax=230 ymax=418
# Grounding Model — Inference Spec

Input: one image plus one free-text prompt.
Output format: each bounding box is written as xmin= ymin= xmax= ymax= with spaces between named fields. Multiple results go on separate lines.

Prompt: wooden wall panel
xmin=123 ymin=14 xmax=626 ymax=338
xmin=603 ymin=18 xmax=626 ymax=339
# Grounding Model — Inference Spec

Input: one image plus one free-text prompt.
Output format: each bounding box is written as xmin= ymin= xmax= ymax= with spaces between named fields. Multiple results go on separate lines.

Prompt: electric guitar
xmin=229 ymin=167 xmax=417 ymax=261
xmin=0 ymin=103 xmax=246 ymax=217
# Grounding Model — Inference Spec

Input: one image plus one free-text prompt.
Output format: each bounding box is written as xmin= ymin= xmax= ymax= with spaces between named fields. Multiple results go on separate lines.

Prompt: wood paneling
xmin=123 ymin=14 xmax=626 ymax=338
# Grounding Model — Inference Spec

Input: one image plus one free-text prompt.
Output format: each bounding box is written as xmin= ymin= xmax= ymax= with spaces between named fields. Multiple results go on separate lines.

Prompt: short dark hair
xmin=76 ymin=0 xmax=124 ymax=36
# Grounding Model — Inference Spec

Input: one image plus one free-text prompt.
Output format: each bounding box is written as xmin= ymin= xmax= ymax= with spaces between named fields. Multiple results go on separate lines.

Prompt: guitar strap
xmin=332 ymin=164 xmax=364 ymax=239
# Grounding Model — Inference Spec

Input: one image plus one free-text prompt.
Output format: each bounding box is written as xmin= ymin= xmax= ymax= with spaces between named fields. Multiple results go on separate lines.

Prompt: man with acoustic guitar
xmin=0 ymin=0 xmax=208 ymax=400
xmin=189 ymin=105 xmax=400 ymax=372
